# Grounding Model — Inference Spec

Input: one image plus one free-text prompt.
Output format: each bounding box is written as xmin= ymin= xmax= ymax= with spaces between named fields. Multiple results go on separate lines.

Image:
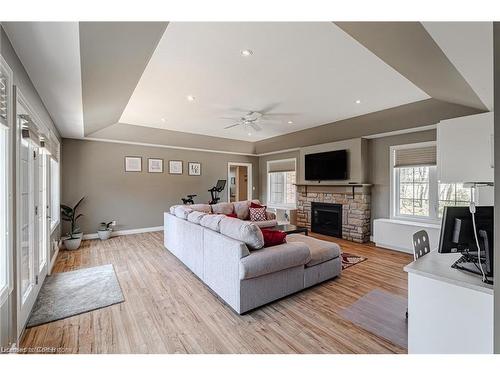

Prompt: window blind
xmin=268 ymin=159 xmax=296 ymax=173
xmin=394 ymin=146 xmax=436 ymax=168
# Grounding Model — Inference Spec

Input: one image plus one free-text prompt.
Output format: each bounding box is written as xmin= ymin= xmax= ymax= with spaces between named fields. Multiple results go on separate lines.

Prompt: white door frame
xmin=227 ymin=162 xmax=252 ymax=202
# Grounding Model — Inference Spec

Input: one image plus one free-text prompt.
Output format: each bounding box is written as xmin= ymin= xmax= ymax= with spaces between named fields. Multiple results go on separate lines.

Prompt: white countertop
xmin=404 ymin=250 xmax=494 ymax=295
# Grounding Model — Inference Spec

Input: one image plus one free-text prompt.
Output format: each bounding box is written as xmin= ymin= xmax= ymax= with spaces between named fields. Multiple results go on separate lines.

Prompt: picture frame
xmin=148 ymin=158 xmax=163 ymax=173
xmin=169 ymin=160 xmax=183 ymax=175
xmin=188 ymin=162 xmax=202 ymax=176
xmin=124 ymin=156 xmax=142 ymax=172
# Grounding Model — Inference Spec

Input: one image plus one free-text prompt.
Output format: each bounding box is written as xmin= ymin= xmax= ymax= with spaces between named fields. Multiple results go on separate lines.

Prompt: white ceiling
xmin=423 ymin=22 xmax=493 ymax=111
xmin=4 ymin=22 xmax=84 ymax=137
xmin=120 ymin=22 xmax=429 ymax=141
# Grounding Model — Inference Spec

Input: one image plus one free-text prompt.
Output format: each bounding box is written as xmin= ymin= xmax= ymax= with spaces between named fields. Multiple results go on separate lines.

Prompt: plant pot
xmin=63 ymin=236 xmax=82 ymax=250
xmin=97 ymin=229 xmax=112 ymax=240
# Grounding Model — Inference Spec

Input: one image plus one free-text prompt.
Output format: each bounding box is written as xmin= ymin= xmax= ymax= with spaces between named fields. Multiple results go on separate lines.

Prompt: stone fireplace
xmin=296 ymin=185 xmax=371 ymax=243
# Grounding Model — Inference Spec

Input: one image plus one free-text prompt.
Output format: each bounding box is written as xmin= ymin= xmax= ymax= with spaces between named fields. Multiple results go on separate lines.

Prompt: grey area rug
xmin=339 ymin=288 xmax=408 ymax=349
xmin=27 ymin=264 xmax=124 ymax=328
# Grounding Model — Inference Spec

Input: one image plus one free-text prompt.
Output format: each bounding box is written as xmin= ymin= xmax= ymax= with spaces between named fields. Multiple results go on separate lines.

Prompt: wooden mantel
xmin=294 ymin=183 xmax=372 ymax=198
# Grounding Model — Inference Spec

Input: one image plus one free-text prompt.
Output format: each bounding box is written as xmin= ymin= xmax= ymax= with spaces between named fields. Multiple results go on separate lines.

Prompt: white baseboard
xmin=48 ymin=242 xmax=60 ymax=275
xmin=82 ymin=226 xmax=163 ymax=240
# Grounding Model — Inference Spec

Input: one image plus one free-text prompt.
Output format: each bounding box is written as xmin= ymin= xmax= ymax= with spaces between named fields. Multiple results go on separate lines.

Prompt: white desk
xmin=404 ymin=251 xmax=493 ymax=353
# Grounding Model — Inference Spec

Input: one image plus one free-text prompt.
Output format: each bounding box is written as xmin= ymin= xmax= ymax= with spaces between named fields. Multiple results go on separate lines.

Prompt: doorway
xmin=227 ymin=162 xmax=252 ymax=202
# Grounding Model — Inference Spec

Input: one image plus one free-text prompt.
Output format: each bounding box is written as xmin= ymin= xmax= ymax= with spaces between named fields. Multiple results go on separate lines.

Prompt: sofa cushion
xmin=261 ymin=229 xmax=287 ymax=247
xmin=211 ymin=202 xmax=234 ymax=215
xmin=219 ymin=217 xmax=264 ymax=250
xmin=189 ymin=203 xmax=212 ymax=213
xmin=199 ymin=214 xmax=226 ymax=232
xmin=253 ymin=219 xmax=278 ymax=228
xmin=287 ymin=234 xmax=341 ymax=267
xmin=187 ymin=211 xmax=209 ymax=224
xmin=239 ymin=242 xmax=311 ymax=280
xmin=174 ymin=205 xmax=193 ymax=220
xmin=170 ymin=205 xmax=181 ymax=214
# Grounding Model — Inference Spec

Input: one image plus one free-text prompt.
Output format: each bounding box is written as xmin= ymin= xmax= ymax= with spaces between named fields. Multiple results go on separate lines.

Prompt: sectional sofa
xmin=164 ymin=200 xmax=342 ymax=313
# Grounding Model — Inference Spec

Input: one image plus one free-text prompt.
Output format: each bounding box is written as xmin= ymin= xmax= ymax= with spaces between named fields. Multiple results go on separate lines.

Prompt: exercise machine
xmin=181 ymin=194 xmax=196 ymax=205
xmin=208 ymin=180 xmax=226 ymax=205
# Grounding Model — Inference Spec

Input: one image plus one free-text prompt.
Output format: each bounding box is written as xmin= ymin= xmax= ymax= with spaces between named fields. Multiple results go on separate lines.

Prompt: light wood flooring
xmin=20 ymin=231 xmax=412 ymax=354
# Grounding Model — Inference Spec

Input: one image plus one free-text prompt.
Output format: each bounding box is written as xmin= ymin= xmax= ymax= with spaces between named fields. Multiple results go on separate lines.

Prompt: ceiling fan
xmin=222 ymin=104 xmax=296 ymax=133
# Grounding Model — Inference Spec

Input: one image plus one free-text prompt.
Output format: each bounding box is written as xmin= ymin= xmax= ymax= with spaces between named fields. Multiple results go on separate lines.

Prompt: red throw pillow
xmin=249 ymin=206 xmax=267 ymax=221
xmin=261 ymin=229 xmax=287 ymax=247
xmin=250 ymin=202 xmax=265 ymax=209
xmin=225 ymin=213 xmax=238 ymax=218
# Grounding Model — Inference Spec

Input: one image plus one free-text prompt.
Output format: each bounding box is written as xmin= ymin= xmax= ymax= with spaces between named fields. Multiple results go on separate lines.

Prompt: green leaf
xmin=73 ymin=196 xmax=85 ymax=212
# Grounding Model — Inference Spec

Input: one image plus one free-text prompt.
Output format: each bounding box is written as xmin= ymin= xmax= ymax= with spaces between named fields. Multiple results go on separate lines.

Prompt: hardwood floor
xmin=20 ymin=231 xmax=413 ymax=354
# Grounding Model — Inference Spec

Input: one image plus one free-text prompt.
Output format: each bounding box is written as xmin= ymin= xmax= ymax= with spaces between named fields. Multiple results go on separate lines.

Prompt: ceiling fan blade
xmin=220 ymin=116 xmax=241 ymax=120
xmin=262 ymin=112 xmax=298 ymax=117
xmin=249 ymin=123 xmax=262 ymax=132
xmin=258 ymin=103 xmax=281 ymax=114
xmin=224 ymin=123 xmax=241 ymax=129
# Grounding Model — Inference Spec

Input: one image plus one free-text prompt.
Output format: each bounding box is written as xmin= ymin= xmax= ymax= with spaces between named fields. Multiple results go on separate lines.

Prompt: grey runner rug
xmin=27 ymin=264 xmax=124 ymax=328
xmin=339 ymin=288 xmax=408 ymax=349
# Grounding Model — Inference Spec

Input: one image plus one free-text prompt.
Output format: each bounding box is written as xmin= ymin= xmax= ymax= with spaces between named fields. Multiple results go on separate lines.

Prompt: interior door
xmin=37 ymin=152 xmax=48 ymax=282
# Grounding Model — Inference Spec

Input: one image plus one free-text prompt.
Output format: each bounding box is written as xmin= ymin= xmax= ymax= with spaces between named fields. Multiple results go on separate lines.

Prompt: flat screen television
xmin=305 ymin=150 xmax=348 ymax=181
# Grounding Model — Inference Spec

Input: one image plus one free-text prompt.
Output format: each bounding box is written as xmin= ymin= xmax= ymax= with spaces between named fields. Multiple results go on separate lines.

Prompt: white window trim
xmin=0 ymin=55 xmax=13 ymax=306
xmin=50 ymin=154 xmax=60 ymax=233
xmin=266 ymin=158 xmax=297 ymax=210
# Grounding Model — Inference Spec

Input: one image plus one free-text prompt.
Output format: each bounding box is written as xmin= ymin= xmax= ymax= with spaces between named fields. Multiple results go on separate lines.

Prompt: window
xmin=50 ymin=157 xmax=60 ymax=231
xmin=267 ymin=158 xmax=296 ymax=208
xmin=392 ymin=142 xmax=473 ymax=222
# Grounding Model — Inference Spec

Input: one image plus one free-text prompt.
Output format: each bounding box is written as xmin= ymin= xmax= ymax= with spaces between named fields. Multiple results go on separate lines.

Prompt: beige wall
xmin=367 ymin=129 xmax=437 ymax=230
xmin=61 ymin=138 xmax=258 ymax=234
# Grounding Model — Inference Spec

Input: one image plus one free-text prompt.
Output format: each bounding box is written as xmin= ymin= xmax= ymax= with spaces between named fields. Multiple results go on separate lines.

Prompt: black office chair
xmin=406 ymin=229 xmax=432 ymax=319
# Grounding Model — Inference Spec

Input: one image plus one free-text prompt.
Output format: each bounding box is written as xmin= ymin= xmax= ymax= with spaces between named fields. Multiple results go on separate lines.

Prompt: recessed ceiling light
xmin=287 ymin=121 xmax=293 ymax=124
xmin=355 ymin=99 xmax=361 ymax=104
xmin=240 ymin=49 xmax=253 ymax=57
xmin=187 ymin=95 xmax=195 ymax=102
xmin=161 ymin=118 xmax=166 ymax=123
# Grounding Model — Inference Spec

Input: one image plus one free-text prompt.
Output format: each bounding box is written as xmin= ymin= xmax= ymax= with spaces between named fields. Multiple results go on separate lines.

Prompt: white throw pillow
xmin=187 ymin=211 xmax=208 ymax=224
xmin=219 ymin=217 xmax=265 ymax=250
xmin=199 ymin=214 xmax=226 ymax=232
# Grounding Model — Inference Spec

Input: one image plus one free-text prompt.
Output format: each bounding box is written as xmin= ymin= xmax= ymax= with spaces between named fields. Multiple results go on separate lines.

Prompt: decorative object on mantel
xmin=188 ymin=162 xmax=201 ymax=176
xmin=169 ymin=160 xmax=183 ymax=174
xmin=341 ymin=252 xmax=367 ymax=270
xmin=97 ymin=221 xmax=115 ymax=240
xmin=61 ymin=197 xmax=85 ymax=250
xmin=124 ymin=156 xmax=142 ymax=172
xmin=148 ymin=158 xmax=163 ymax=173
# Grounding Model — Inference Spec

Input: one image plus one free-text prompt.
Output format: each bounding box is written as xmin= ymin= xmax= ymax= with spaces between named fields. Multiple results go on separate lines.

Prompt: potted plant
xmin=61 ymin=196 xmax=85 ymax=250
xmin=97 ymin=221 xmax=114 ymax=240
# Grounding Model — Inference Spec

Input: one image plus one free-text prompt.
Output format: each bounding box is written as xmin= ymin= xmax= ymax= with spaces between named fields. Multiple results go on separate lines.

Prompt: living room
xmin=1 ymin=1 xmax=500 ymax=372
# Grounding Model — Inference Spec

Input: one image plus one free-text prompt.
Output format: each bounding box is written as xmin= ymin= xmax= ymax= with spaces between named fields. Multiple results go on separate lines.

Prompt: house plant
xmin=61 ymin=196 xmax=85 ymax=250
xmin=97 ymin=221 xmax=114 ymax=240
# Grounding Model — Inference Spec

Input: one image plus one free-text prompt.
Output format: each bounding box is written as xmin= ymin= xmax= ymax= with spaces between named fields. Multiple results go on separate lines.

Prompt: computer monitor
xmin=438 ymin=206 xmax=493 ymax=275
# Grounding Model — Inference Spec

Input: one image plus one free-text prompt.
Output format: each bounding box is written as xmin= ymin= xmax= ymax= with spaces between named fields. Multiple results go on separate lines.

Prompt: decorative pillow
xmin=225 ymin=213 xmax=238 ymax=218
xmin=250 ymin=201 xmax=265 ymax=209
xmin=233 ymin=200 xmax=251 ymax=220
xmin=219 ymin=217 xmax=265 ymax=250
xmin=249 ymin=206 xmax=267 ymax=222
xmin=211 ymin=202 xmax=234 ymax=215
xmin=261 ymin=229 xmax=287 ymax=247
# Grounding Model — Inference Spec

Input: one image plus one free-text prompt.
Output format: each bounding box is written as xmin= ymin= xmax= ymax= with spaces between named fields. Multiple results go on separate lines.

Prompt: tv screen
xmin=305 ymin=150 xmax=348 ymax=181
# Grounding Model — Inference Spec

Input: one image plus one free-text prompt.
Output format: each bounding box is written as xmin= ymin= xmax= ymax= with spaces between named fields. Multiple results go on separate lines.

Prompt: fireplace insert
xmin=311 ymin=202 xmax=342 ymax=238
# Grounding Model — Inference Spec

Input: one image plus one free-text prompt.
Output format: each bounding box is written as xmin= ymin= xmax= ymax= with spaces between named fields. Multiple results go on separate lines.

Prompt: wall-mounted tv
xmin=305 ymin=150 xmax=348 ymax=181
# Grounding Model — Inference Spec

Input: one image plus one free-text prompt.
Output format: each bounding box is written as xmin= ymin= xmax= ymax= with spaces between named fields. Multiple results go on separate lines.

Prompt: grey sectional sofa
xmin=164 ymin=200 xmax=342 ymax=314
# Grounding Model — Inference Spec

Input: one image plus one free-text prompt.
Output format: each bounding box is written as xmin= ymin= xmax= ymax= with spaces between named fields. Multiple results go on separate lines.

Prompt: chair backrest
xmin=412 ymin=230 xmax=431 ymax=260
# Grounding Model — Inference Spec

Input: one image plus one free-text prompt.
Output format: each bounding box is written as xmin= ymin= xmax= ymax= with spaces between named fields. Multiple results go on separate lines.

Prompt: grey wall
xmin=61 ymin=138 xmax=259 ymax=234
xmin=367 ymin=130 xmax=437 ymax=230
xmin=1 ymin=25 xmax=62 ymax=346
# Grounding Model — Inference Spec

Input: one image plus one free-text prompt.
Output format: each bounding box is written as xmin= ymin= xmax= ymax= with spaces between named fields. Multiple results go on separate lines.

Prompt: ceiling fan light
xmin=240 ymin=49 xmax=253 ymax=57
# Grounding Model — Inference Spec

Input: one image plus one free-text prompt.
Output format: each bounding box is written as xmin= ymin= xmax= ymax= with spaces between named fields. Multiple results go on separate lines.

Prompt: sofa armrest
xmin=265 ymin=211 xmax=276 ymax=220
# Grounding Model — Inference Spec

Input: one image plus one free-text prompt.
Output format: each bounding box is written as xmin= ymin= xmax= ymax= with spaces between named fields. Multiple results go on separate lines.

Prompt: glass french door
xmin=16 ymin=100 xmax=49 ymax=336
